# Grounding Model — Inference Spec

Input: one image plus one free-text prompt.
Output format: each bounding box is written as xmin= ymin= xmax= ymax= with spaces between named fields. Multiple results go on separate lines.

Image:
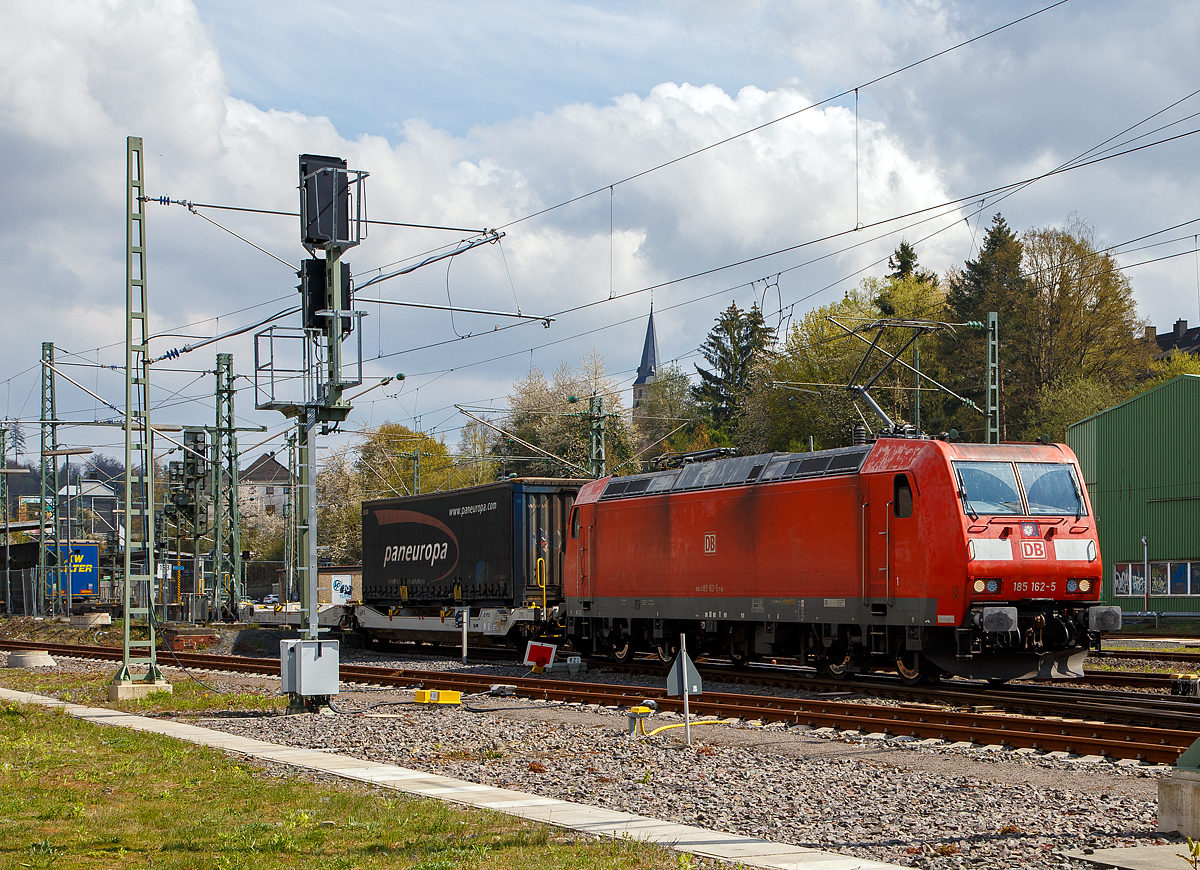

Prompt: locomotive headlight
xmin=973 ymin=579 xmax=986 ymax=593
xmin=1079 ymin=579 xmax=1091 ymax=593
xmin=1066 ymin=579 xmax=1078 ymax=593
xmin=985 ymin=579 xmax=1000 ymax=594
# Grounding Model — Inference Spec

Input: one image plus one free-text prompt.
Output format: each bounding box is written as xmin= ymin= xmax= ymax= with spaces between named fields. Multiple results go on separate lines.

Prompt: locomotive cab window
xmin=1016 ymin=463 xmax=1087 ymax=516
xmin=570 ymin=507 xmax=580 ymax=539
xmin=893 ymin=475 xmax=913 ymax=518
xmin=953 ymin=461 xmax=1023 ymax=515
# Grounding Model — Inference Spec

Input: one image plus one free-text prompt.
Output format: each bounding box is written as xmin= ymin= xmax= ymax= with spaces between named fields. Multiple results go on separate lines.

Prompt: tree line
xmin=691 ymin=214 xmax=1192 ymax=452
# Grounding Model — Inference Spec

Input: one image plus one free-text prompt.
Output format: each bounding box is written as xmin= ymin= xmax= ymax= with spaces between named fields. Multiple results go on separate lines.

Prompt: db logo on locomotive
xmin=1021 ymin=540 xmax=1047 ymax=559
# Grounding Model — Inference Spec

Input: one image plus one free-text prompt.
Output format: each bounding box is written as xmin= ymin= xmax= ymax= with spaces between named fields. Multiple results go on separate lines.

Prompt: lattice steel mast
xmin=211 ymin=352 xmax=242 ymax=616
xmin=986 ymin=311 xmax=1000 ymax=444
xmin=37 ymin=342 xmax=58 ymax=616
xmin=110 ymin=136 xmax=168 ymax=697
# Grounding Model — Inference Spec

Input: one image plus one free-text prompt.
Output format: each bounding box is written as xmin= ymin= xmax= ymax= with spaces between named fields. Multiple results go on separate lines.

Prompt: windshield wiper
xmin=1069 ymin=475 xmax=1083 ymax=521
xmin=955 ymin=469 xmax=978 ymax=521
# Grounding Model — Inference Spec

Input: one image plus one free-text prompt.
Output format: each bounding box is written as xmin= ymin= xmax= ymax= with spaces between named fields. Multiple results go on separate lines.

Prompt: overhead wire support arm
xmin=354 ymin=231 xmax=506 ymax=292
xmin=41 ymin=362 xmax=123 ymax=417
xmin=357 ymin=297 xmax=553 ymax=327
xmin=455 ymin=406 xmax=590 ymax=477
xmin=147 ymin=196 xmax=487 ymax=234
xmin=150 ymin=306 xmax=301 ymax=363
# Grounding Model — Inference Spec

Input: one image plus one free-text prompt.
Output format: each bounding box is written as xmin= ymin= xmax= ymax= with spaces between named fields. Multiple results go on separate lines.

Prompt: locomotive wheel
xmin=728 ymin=644 xmax=755 ymax=668
xmin=824 ymin=645 xmax=853 ymax=679
xmin=895 ymin=649 xmax=928 ymax=686
xmin=611 ymin=637 xmax=634 ymax=663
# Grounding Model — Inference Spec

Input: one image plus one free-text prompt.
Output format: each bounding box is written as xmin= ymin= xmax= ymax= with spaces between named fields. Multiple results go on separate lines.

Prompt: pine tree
xmin=692 ymin=302 xmax=775 ymax=435
xmin=946 ymin=215 xmax=1027 ymax=320
xmin=941 ymin=214 xmax=1030 ymax=439
xmin=887 ymin=241 xmax=939 ymax=287
xmin=4 ymin=418 xmax=24 ymax=459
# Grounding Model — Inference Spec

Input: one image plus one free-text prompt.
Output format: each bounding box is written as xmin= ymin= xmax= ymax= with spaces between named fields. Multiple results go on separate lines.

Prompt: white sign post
xmin=666 ymin=632 xmax=703 ymax=746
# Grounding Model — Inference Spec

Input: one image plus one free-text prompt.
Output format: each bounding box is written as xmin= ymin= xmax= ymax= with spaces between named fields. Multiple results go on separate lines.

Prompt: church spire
xmin=632 ymin=309 xmax=659 ymax=407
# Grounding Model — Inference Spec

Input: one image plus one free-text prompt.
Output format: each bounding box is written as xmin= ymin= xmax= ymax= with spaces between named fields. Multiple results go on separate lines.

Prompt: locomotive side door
xmin=579 ymin=517 xmax=593 ymax=601
xmin=864 ymin=473 xmax=891 ymax=602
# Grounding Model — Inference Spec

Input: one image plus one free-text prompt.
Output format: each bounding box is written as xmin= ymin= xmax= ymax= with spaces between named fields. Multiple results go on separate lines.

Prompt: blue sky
xmin=1 ymin=0 xmax=1198 ymax=461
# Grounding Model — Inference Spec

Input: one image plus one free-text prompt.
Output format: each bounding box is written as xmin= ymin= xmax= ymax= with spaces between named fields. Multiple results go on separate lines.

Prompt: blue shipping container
xmin=52 ymin=543 xmax=100 ymax=597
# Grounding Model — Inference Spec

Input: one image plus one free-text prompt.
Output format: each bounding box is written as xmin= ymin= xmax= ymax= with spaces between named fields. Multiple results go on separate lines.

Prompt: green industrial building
xmin=1067 ymin=374 xmax=1200 ymax=613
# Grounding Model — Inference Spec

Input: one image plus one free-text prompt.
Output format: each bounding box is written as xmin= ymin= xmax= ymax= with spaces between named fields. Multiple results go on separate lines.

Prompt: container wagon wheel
xmin=895 ymin=648 xmax=928 ymax=686
xmin=611 ymin=636 xmax=634 ymax=664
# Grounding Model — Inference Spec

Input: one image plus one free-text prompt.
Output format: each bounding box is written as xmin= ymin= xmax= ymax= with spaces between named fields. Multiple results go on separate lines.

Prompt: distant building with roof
xmin=56 ymin=479 xmax=117 ymax=538
xmin=240 ymin=453 xmax=289 ymax=515
xmin=1147 ymin=319 xmax=1200 ymax=357
xmin=632 ymin=309 xmax=660 ymax=408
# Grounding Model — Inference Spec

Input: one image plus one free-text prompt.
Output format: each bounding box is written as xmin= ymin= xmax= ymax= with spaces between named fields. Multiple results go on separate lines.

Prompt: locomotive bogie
xmin=565 ymin=437 xmax=1115 ymax=682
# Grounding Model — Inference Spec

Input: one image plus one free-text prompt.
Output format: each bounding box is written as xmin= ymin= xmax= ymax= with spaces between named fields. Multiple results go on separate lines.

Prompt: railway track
xmin=1096 ymin=648 xmax=1200 ymax=664
xmin=2 ymin=639 xmax=1197 ymax=764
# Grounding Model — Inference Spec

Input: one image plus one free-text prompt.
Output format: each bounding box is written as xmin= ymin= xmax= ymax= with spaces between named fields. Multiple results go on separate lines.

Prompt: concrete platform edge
xmin=0 ymin=687 xmax=901 ymax=870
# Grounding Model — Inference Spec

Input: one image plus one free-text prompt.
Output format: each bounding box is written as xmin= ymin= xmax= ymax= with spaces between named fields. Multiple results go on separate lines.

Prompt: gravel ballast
xmin=3 ymin=647 xmax=1188 ymax=869
xmin=196 ymin=651 xmax=1178 ymax=870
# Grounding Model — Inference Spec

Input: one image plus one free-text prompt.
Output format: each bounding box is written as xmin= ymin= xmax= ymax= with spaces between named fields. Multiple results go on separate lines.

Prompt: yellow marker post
xmin=536 ymin=557 xmax=546 ymax=612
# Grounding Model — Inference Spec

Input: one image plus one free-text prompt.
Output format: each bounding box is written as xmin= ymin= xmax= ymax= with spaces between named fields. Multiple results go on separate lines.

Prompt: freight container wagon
xmin=356 ymin=478 xmax=587 ymax=645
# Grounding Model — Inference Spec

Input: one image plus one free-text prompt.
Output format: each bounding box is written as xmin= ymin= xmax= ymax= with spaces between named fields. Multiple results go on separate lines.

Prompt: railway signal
xmin=666 ymin=635 xmax=702 ymax=746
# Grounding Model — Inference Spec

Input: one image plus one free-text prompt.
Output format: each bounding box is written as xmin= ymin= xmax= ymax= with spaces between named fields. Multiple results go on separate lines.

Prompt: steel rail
xmin=0 ymin=639 xmax=1194 ymax=764
xmin=1096 ymin=648 xmax=1200 ymax=664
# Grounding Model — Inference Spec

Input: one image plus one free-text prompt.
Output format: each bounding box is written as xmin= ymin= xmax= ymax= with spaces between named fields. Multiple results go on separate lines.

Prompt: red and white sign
xmin=523 ymin=641 xmax=557 ymax=668
xmin=1021 ymin=540 xmax=1047 ymax=560
xmin=704 ymin=533 xmax=716 ymax=554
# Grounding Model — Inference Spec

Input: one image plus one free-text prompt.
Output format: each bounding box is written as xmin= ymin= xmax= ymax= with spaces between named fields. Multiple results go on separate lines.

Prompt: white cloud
xmin=3 ymin=0 xmax=1196 ymax=456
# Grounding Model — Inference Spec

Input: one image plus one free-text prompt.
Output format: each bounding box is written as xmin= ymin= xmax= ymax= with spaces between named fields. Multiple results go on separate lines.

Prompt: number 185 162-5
xmin=1010 ymin=580 xmax=1056 ymax=593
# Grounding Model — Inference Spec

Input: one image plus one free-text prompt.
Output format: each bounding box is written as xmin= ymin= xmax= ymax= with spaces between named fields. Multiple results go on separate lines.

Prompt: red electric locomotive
xmin=564 ymin=436 xmax=1122 ymax=683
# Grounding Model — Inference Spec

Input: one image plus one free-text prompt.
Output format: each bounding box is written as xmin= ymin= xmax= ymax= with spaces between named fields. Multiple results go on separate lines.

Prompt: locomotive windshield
xmin=953 ymin=461 xmax=1086 ymax=517
xmin=1017 ymin=462 xmax=1086 ymax=516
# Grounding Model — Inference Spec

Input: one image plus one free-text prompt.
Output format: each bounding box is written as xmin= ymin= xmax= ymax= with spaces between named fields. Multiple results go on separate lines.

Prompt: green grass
xmin=0 ymin=668 xmax=286 ymax=715
xmin=0 ymin=702 xmax=685 ymax=870
xmin=1115 ymin=618 xmax=1200 ymax=637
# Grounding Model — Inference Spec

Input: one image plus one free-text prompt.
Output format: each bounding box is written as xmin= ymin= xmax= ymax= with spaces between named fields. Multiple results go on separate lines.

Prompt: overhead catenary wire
xmin=366 ymin=124 xmax=1200 ymax=371
xmin=493 ymin=1 xmax=1072 ymax=231
xmin=20 ymin=46 xmax=1200 ymax=456
xmin=377 ymin=211 xmax=1200 ymax=442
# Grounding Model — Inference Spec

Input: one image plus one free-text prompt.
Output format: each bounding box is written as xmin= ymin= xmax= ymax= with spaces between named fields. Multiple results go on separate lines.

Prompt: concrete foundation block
xmin=108 ymin=680 xmax=173 ymax=701
xmin=1158 ymin=768 xmax=1200 ymax=836
xmin=70 ymin=613 xmax=112 ymax=627
xmin=5 ymin=650 xmax=56 ymax=668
